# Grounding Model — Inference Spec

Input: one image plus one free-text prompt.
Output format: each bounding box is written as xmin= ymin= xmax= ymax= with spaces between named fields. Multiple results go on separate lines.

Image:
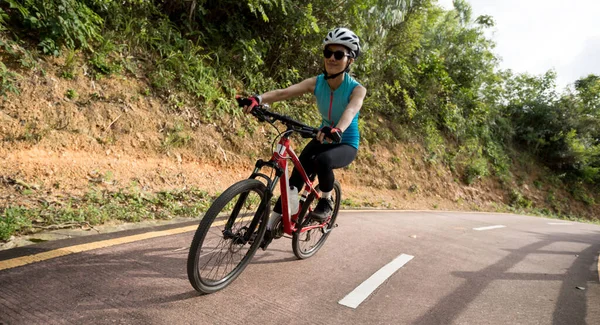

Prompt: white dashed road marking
xmin=473 ymin=225 xmax=506 ymax=231
xmin=548 ymin=222 xmax=573 ymax=225
xmin=338 ymin=253 xmax=414 ymax=309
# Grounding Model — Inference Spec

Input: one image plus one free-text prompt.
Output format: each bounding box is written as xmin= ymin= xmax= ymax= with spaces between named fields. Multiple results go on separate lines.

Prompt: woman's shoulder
xmin=313 ymin=74 xmax=325 ymax=93
xmin=344 ymin=73 xmax=363 ymax=94
xmin=345 ymin=73 xmax=361 ymax=86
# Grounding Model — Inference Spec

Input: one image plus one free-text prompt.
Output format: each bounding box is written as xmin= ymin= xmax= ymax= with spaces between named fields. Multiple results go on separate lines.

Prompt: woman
xmin=239 ymin=27 xmax=367 ymax=222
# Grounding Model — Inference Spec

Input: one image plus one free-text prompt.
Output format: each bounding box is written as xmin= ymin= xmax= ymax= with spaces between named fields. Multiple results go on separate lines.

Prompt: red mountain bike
xmin=187 ymin=103 xmax=341 ymax=294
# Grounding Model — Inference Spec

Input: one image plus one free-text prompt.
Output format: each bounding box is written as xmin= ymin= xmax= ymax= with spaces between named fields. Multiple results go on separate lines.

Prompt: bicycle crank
xmin=267 ymin=214 xmax=285 ymax=239
xmin=261 ymin=214 xmax=284 ymax=250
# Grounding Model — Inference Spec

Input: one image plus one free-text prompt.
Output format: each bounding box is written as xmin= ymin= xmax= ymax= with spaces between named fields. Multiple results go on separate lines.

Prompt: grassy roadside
xmin=0 ymin=187 xmax=213 ymax=241
xmin=2 ymin=184 xmax=599 ymax=243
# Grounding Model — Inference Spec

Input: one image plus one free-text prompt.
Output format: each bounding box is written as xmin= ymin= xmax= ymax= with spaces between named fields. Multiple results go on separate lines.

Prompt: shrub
xmin=0 ymin=62 xmax=20 ymax=96
xmin=509 ymin=189 xmax=532 ymax=209
xmin=1 ymin=207 xmax=33 ymax=241
xmin=4 ymin=0 xmax=104 ymax=55
xmin=65 ymin=89 xmax=77 ymax=99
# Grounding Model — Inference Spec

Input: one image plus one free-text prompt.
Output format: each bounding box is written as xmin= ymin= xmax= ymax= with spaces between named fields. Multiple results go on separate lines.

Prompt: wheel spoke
xmin=293 ymin=182 xmax=340 ymax=259
xmin=188 ymin=180 xmax=268 ymax=293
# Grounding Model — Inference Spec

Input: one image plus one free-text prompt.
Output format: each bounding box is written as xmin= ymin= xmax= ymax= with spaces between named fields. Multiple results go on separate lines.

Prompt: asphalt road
xmin=0 ymin=211 xmax=599 ymax=325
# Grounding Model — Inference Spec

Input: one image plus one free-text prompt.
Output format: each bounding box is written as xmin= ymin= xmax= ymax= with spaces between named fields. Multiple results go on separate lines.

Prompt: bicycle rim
xmin=292 ymin=181 xmax=341 ymax=259
xmin=187 ymin=179 xmax=269 ymax=294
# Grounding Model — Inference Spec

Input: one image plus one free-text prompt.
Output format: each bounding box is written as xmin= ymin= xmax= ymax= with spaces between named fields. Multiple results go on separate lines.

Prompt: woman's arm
xmin=260 ymin=77 xmax=317 ymax=104
xmin=336 ymin=85 xmax=367 ymax=132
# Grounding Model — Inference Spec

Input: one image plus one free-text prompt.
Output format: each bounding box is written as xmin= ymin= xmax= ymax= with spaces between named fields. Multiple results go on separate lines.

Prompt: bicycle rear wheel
xmin=187 ymin=179 xmax=269 ymax=294
xmin=292 ymin=181 xmax=341 ymax=259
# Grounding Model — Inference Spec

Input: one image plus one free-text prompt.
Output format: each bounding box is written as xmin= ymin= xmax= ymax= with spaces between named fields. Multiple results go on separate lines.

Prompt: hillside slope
xmin=1 ymin=58 xmax=598 ymax=240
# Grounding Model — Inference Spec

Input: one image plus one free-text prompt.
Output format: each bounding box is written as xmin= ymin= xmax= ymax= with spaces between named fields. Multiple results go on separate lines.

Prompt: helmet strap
xmin=323 ymin=70 xmax=344 ymax=80
xmin=323 ymin=62 xmax=351 ymax=80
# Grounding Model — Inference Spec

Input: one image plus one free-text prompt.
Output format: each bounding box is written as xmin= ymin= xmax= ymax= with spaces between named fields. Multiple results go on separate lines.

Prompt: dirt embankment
xmin=1 ymin=57 xmax=598 ymax=223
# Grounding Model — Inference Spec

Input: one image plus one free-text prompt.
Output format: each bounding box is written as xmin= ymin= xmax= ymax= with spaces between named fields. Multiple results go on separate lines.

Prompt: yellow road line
xmin=0 ymin=217 xmax=252 ymax=271
xmin=0 ymin=225 xmax=196 ymax=271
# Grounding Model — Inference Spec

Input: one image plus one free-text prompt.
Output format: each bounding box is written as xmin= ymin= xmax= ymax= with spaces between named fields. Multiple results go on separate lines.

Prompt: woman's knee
xmin=314 ymin=154 xmax=334 ymax=170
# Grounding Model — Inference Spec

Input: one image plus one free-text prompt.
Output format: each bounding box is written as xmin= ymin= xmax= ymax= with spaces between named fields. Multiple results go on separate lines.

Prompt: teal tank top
xmin=313 ymin=73 xmax=361 ymax=149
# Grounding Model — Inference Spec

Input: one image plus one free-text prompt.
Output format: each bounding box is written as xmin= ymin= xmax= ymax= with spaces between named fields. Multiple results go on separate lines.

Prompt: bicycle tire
xmin=292 ymin=181 xmax=341 ymax=259
xmin=187 ymin=179 xmax=269 ymax=294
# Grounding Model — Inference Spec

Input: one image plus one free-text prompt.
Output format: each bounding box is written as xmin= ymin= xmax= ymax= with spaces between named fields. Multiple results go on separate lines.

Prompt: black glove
xmin=235 ymin=95 xmax=261 ymax=110
xmin=320 ymin=126 xmax=342 ymax=143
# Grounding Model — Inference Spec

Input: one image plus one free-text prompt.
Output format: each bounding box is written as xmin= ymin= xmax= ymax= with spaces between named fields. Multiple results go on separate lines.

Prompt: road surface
xmin=1 ymin=211 xmax=599 ymax=324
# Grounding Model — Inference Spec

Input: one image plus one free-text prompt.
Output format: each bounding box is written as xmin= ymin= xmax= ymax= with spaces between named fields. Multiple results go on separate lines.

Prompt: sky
xmin=437 ymin=0 xmax=600 ymax=90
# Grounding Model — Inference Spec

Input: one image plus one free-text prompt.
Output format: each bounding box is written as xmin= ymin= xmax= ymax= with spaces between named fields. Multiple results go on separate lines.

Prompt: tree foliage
xmin=3 ymin=0 xmax=103 ymax=55
xmin=0 ymin=0 xmax=598 ymax=190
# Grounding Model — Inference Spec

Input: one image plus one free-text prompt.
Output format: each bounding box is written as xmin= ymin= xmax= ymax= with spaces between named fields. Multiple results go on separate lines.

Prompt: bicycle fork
xmin=222 ymin=188 xmax=272 ymax=245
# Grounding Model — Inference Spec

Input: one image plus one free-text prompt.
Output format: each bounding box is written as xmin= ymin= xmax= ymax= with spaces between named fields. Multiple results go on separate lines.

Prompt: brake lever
xmin=254 ymin=112 xmax=267 ymax=122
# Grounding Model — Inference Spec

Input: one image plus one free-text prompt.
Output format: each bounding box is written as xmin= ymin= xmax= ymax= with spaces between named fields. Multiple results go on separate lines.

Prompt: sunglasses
xmin=323 ymin=48 xmax=351 ymax=60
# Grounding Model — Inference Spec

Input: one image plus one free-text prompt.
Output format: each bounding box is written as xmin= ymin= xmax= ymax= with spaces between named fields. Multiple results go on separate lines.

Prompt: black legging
xmin=290 ymin=139 xmax=357 ymax=191
xmin=274 ymin=139 xmax=357 ymax=213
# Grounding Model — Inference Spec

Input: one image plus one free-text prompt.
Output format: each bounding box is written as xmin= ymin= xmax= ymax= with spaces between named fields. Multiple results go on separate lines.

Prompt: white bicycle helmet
xmin=323 ymin=27 xmax=361 ymax=58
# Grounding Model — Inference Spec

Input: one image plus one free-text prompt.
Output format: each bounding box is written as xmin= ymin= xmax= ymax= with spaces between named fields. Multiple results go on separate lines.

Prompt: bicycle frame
xmin=250 ymin=129 xmax=321 ymax=236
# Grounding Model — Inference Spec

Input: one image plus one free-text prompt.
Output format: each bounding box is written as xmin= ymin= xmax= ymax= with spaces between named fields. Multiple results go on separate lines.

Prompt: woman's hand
xmin=317 ymin=126 xmax=342 ymax=143
xmin=235 ymin=95 xmax=261 ymax=113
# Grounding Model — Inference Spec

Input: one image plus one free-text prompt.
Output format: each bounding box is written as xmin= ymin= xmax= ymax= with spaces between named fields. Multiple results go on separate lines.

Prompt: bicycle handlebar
xmin=250 ymin=105 xmax=319 ymax=139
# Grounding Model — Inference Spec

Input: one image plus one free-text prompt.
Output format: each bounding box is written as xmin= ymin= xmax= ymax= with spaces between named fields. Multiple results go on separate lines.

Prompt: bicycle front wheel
xmin=187 ymin=179 xmax=269 ymax=294
xmin=292 ymin=181 xmax=341 ymax=259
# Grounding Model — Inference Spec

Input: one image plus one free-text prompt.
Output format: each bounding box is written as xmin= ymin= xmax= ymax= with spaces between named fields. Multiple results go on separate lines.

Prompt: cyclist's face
xmin=324 ymin=44 xmax=353 ymax=75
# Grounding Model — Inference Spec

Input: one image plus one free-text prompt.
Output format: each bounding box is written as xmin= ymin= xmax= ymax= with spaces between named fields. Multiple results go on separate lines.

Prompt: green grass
xmin=490 ymin=196 xmax=600 ymax=225
xmin=7 ymin=122 xmax=47 ymax=144
xmin=505 ymin=206 xmax=600 ymax=225
xmin=0 ymin=207 xmax=34 ymax=241
xmin=0 ymin=61 xmax=20 ymax=96
xmin=61 ymin=49 xmax=77 ymax=79
xmin=65 ymin=89 xmax=78 ymax=99
xmin=161 ymin=122 xmax=192 ymax=152
xmin=509 ymin=189 xmax=532 ymax=209
xmin=341 ymin=198 xmax=361 ymax=208
xmin=0 ymin=187 xmax=214 ymax=241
